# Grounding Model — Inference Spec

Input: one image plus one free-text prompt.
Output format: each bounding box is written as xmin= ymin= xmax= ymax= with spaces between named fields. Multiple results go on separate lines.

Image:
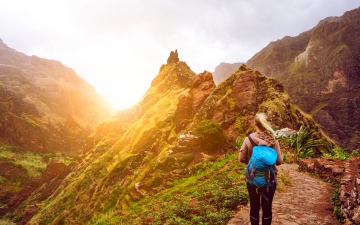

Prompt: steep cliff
xmin=247 ymin=7 xmax=360 ymax=150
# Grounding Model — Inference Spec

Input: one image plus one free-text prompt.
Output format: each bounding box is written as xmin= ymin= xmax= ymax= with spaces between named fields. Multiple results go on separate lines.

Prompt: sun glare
xmin=95 ymin=78 xmax=150 ymax=111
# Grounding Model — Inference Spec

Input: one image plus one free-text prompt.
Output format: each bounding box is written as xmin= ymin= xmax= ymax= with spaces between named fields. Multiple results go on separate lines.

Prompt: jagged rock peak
xmin=167 ymin=49 xmax=179 ymax=63
xmin=239 ymin=64 xmax=249 ymax=71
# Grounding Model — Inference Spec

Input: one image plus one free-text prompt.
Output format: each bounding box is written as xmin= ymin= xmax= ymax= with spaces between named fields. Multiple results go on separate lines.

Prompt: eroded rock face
xmin=191 ymin=64 xmax=322 ymax=149
xmin=247 ymin=7 xmax=360 ymax=150
xmin=190 ymin=71 xmax=216 ymax=113
xmin=176 ymin=94 xmax=193 ymax=133
xmin=175 ymin=71 xmax=216 ymax=133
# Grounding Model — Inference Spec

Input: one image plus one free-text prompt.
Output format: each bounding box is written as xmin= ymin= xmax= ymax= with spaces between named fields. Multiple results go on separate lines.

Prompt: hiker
xmin=238 ymin=113 xmax=283 ymax=225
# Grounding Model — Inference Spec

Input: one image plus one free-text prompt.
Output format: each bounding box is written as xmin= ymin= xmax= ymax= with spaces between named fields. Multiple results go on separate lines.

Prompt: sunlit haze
xmin=0 ymin=0 xmax=358 ymax=110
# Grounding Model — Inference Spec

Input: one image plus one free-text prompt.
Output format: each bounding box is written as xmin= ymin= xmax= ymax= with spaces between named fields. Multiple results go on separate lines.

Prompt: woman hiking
xmin=238 ymin=113 xmax=283 ymax=225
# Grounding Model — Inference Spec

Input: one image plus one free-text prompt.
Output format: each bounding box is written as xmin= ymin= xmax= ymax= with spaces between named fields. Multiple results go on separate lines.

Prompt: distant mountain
xmin=0 ymin=39 xmax=112 ymax=216
xmin=247 ymin=7 xmax=360 ymax=150
xmin=212 ymin=62 xmax=244 ymax=85
xmin=0 ymin=38 xmax=111 ymax=154
xmin=19 ymin=51 xmax=329 ymax=224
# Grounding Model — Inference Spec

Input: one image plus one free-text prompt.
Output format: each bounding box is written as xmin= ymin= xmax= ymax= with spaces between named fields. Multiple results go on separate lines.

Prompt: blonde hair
xmin=254 ymin=113 xmax=276 ymax=138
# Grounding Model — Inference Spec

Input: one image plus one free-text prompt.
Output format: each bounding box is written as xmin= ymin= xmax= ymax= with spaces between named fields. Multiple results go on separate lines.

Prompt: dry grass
xmin=276 ymin=168 xmax=292 ymax=192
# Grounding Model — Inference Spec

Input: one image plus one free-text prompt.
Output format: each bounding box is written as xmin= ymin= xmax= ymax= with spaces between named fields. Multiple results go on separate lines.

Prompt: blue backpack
xmin=245 ymin=135 xmax=278 ymax=187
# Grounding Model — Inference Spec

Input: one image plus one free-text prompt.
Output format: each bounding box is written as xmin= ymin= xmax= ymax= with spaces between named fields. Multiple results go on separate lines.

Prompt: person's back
xmin=245 ymin=144 xmax=278 ymax=187
xmin=238 ymin=113 xmax=282 ymax=225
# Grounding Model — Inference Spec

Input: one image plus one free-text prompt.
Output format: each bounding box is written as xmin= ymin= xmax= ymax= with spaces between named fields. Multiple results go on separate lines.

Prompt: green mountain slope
xmin=0 ymin=39 xmax=112 ymax=215
xmin=247 ymin=7 xmax=360 ymax=150
xmin=0 ymin=39 xmax=111 ymax=155
xmin=19 ymin=51 xmax=329 ymax=224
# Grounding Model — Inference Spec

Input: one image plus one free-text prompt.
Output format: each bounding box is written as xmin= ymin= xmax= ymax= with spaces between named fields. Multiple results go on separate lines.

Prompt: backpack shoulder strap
xmin=246 ymin=135 xmax=257 ymax=161
xmin=248 ymin=135 xmax=257 ymax=147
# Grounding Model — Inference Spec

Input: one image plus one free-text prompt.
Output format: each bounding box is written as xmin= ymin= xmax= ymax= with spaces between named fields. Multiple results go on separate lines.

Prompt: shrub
xmin=178 ymin=154 xmax=195 ymax=168
xmin=322 ymin=145 xmax=358 ymax=160
xmin=13 ymin=215 xmax=20 ymax=222
xmin=193 ymin=120 xmax=225 ymax=153
xmin=146 ymin=172 xmax=163 ymax=188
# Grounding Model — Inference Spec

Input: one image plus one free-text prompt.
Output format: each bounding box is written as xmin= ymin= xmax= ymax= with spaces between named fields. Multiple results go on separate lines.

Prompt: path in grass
xmin=227 ymin=163 xmax=338 ymax=225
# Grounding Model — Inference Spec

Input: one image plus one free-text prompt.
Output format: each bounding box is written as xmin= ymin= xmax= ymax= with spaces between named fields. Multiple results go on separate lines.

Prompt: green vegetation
xmin=322 ymin=144 xmax=359 ymax=160
xmin=0 ymin=144 xmax=74 ymax=177
xmin=91 ymin=153 xmax=248 ymax=225
xmin=234 ymin=116 xmax=247 ymax=135
xmin=330 ymin=182 xmax=343 ymax=224
xmin=235 ymin=136 xmax=245 ymax=150
xmin=23 ymin=54 xmax=338 ymax=225
xmin=1 ymin=212 xmax=19 ymax=224
xmin=193 ymin=120 xmax=225 ymax=153
xmin=0 ymin=145 xmax=46 ymax=177
xmin=227 ymin=98 xmax=236 ymax=110
xmin=280 ymin=126 xmax=325 ymax=163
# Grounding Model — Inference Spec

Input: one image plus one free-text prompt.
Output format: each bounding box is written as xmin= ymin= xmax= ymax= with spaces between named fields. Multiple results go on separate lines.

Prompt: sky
xmin=0 ymin=0 xmax=359 ymax=111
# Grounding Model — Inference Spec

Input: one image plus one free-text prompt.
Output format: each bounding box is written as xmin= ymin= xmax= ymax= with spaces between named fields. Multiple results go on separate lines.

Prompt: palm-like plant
xmin=287 ymin=126 xmax=325 ymax=163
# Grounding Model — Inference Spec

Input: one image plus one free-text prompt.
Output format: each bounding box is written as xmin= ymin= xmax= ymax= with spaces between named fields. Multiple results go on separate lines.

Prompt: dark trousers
xmin=246 ymin=182 xmax=276 ymax=225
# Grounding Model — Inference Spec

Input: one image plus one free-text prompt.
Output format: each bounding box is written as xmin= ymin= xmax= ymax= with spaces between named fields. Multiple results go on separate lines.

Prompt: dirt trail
xmin=228 ymin=163 xmax=338 ymax=225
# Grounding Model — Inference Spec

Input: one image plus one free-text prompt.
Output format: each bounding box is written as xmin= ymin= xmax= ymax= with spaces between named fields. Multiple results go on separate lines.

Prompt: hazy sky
xmin=0 ymin=1 xmax=359 ymax=110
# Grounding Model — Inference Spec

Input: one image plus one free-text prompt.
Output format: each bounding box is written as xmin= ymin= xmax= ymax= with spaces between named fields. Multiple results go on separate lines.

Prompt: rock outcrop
xmin=175 ymin=71 xmax=216 ymax=132
xmin=299 ymin=158 xmax=344 ymax=182
xmin=167 ymin=49 xmax=179 ymax=64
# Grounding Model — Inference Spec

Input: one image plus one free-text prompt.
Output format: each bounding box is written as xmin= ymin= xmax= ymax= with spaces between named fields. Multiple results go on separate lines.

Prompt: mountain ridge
xmin=211 ymin=7 xmax=360 ymax=150
xmin=247 ymin=7 xmax=360 ymax=150
xmin=18 ymin=51 xmax=331 ymax=224
xmin=0 ymin=38 xmax=111 ymax=154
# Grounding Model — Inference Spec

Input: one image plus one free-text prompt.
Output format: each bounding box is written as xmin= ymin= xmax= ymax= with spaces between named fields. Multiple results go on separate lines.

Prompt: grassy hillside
xmin=92 ymin=153 xmax=247 ymax=225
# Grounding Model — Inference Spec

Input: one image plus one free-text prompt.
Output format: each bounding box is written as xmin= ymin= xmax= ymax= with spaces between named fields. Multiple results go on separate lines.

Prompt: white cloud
xmin=0 ymin=0 xmax=358 ymax=109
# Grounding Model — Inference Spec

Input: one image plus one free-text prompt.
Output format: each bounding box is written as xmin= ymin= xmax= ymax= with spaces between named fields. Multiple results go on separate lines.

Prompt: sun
xmin=95 ymin=77 xmax=150 ymax=111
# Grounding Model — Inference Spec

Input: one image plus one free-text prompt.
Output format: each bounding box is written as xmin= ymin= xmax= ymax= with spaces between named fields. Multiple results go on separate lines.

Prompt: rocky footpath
xmin=299 ymin=157 xmax=360 ymax=225
xmin=228 ymin=163 xmax=337 ymax=225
